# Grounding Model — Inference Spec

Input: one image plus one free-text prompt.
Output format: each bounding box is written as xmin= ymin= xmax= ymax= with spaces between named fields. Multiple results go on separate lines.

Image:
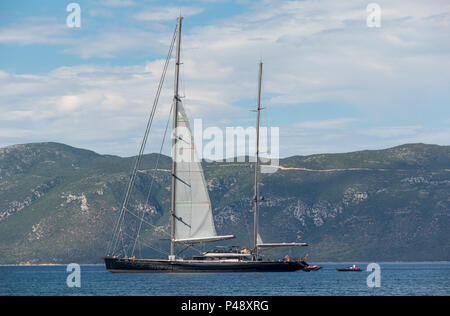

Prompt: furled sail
xmin=173 ymin=100 xmax=234 ymax=244
xmin=256 ymin=226 xmax=307 ymax=248
xmin=257 ymin=233 xmax=263 ymax=245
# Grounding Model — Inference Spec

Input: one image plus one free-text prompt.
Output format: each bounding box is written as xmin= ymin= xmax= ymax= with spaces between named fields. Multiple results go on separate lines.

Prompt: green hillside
xmin=0 ymin=142 xmax=448 ymax=264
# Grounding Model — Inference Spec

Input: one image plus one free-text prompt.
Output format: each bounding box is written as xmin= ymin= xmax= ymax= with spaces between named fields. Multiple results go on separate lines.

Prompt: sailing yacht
xmin=104 ymin=17 xmax=309 ymax=273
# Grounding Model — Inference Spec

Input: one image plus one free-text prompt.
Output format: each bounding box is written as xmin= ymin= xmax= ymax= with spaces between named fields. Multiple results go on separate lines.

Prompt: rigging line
xmin=174 ymin=242 xmax=204 ymax=256
xmin=186 ymin=244 xmax=204 ymax=255
xmin=176 ymin=244 xmax=192 ymax=256
xmin=245 ymin=209 xmax=253 ymax=248
xmin=123 ymin=231 xmax=169 ymax=256
xmin=124 ymin=206 xmax=178 ymax=255
xmin=123 ymin=206 xmax=171 ymax=238
xmin=115 ymin=29 xmax=176 ymax=253
xmin=110 ymin=229 xmax=120 ymax=257
xmin=108 ymin=25 xmax=177 ymax=256
xmin=119 ymin=229 xmax=128 ymax=258
xmin=131 ymin=102 xmax=174 ymax=257
xmin=113 ymin=228 xmax=129 ymax=258
xmin=110 ymin=25 xmax=177 ymax=254
xmin=114 ymin=204 xmax=175 ymax=256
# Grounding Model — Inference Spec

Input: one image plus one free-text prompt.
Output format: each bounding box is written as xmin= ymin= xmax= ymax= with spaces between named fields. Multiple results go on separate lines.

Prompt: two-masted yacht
xmin=104 ymin=17 xmax=310 ymax=273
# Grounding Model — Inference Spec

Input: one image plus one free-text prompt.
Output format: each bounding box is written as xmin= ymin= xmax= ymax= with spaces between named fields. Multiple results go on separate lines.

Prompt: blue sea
xmin=0 ymin=262 xmax=448 ymax=296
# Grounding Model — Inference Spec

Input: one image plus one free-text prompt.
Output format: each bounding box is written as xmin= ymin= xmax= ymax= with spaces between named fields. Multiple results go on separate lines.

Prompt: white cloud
xmin=88 ymin=9 xmax=115 ymax=18
xmin=279 ymin=123 xmax=450 ymax=156
xmin=0 ymin=22 xmax=68 ymax=45
xmin=62 ymin=29 xmax=161 ymax=59
xmin=0 ymin=60 xmax=240 ymax=156
xmin=0 ymin=128 xmax=38 ymax=138
xmin=177 ymin=0 xmax=450 ymax=116
xmin=0 ymin=0 xmax=449 ymax=157
xmin=357 ymin=125 xmax=423 ymax=138
xmin=134 ymin=6 xmax=204 ymax=22
xmin=295 ymin=118 xmax=358 ymax=130
xmin=100 ymin=0 xmax=135 ymax=7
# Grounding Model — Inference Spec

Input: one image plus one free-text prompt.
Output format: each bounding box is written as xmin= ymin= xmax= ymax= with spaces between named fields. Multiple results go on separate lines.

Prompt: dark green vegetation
xmin=0 ymin=142 xmax=448 ymax=264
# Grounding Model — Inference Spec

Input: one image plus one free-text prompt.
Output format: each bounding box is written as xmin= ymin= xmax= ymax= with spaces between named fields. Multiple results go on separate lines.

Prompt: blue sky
xmin=0 ymin=0 xmax=449 ymax=157
xmin=0 ymin=0 xmax=252 ymax=73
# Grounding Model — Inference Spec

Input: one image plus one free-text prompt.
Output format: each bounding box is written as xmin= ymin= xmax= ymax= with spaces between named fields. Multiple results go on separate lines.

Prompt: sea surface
xmin=0 ymin=262 xmax=448 ymax=296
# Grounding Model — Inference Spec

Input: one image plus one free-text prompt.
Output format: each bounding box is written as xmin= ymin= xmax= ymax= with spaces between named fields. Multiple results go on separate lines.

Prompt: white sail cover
xmin=173 ymin=101 xmax=233 ymax=243
xmin=257 ymin=233 xmax=263 ymax=245
xmin=256 ymin=232 xmax=307 ymax=248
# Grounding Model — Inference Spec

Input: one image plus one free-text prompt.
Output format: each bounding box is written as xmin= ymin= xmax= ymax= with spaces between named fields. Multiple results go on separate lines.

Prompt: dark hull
xmin=104 ymin=257 xmax=307 ymax=273
xmin=336 ymin=268 xmax=362 ymax=272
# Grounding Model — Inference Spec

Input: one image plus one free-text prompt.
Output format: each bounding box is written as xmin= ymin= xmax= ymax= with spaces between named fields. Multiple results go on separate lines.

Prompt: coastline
xmin=0 ymin=263 xmax=105 ymax=267
xmin=1 ymin=261 xmax=449 ymax=267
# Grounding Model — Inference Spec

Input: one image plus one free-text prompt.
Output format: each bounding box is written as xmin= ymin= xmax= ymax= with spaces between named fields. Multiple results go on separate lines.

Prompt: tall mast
xmin=170 ymin=16 xmax=183 ymax=260
xmin=253 ymin=61 xmax=263 ymax=259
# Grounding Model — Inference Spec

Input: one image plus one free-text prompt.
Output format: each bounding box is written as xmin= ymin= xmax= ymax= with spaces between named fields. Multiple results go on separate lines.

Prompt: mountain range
xmin=0 ymin=142 xmax=448 ymax=264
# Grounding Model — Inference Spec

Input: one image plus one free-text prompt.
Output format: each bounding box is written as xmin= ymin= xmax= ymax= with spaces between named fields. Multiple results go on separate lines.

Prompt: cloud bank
xmin=0 ymin=0 xmax=449 ymax=157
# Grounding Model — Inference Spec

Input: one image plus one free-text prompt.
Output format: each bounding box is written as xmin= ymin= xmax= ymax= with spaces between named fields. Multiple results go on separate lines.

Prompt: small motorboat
xmin=303 ymin=264 xmax=322 ymax=272
xmin=336 ymin=264 xmax=362 ymax=272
